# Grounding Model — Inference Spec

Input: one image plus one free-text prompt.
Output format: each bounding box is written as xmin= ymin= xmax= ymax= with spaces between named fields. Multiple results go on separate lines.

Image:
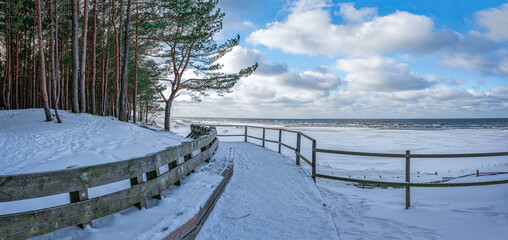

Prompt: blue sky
xmin=173 ymin=0 xmax=508 ymax=118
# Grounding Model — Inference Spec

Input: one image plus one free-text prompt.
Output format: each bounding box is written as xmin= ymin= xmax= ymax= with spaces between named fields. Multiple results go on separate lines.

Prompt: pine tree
xmin=142 ymin=0 xmax=257 ymax=130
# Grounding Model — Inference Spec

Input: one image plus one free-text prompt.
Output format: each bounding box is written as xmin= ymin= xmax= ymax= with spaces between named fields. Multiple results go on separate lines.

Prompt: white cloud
xmin=475 ymin=3 xmax=508 ymax=42
xmin=335 ymin=2 xmax=377 ymax=24
xmin=441 ymin=53 xmax=490 ymax=71
xmin=450 ymin=78 xmax=465 ymax=86
xmin=491 ymin=87 xmax=508 ymax=99
xmin=441 ymin=52 xmax=508 ymax=76
xmin=280 ymin=71 xmax=340 ymax=91
xmin=493 ymin=56 xmax=508 ymax=75
xmin=439 ymin=4 xmax=508 ymax=76
xmin=173 ymin=86 xmax=508 ymax=118
xmin=247 ymin=1 xmax=452 ymax=56
xmin=218 ymin=46 xmax=340 ymax=92
xmin=335 ymin=56 xmax=437 ymax=92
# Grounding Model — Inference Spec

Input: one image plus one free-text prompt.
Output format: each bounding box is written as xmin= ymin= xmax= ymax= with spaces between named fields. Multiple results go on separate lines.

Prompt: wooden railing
xmin=217 ymin=125 xmax=317 ymax=179
xmin=0 ymin=125 xmax=218 ymax=239
xmin=216 ymin=125 xmax=508 ymax=209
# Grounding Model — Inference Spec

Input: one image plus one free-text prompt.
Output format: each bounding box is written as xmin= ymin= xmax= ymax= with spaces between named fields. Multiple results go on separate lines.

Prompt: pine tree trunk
xmin=91 ymin=0 xmax=97 ymax=115
xmin=32 ymin=15 xmax=36 ymax=108
xmin=119 ymin=0 xmax=132 ymax=121
xmin=164 ymin=98 xmax=173 ymax=131
xmin=49 ymin=0 xmax=56 ymax=107
xmin=3 ymin=32 xmax=10 ymax=109
xmin=145 ymin=100 xmax=148 ymax=123
xmin=14 ymin=22 xmax=19 ymax=109
xmin=71 ymin=0 xmax=80 ymax=113
xmin=5 ymin=10 xmax=11 ymax=110
xmin=112 ymin=0 xmax=120 ymax=118
xmin=50 ymin=0 xmax=62 ymax=123
xmin=79 ymin=0 xmax=89 ymax=112
xmin=35 ymin=0 xmax=52 ymax=121
xmin=133 ymin=6 xmax=139 ymax=123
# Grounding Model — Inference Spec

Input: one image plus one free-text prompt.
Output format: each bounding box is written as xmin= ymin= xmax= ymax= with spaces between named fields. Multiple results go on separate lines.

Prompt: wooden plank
xmin=163 ymin=154 xmax=234 ymax=240
xmin=315 ymin=148 xmax=406 ymax=158
xmin=262 ymin=128 xmax=265 ymax=147
xmin=278 ymin=129 xmax=282 ymax=153
xmin=312 ymin=140 xmax=316 ymax=182
xmin=181 ymin=156 xmax=234 ymax=240
xmin=0 ymin=138 xmax=219 ymax=239
xmin=263 ymin=139 xmax=279 ymax=144
xmin=244 ymin=126 xmax=247 ymax=142
xmin=315 ymin=148 xmax=508 ymax=159
xmin=296 ymin=133 xmax=301 ymax=165
xmin=409 ymin=152 xmax=508 ymax=158
xmin=295 ymin=152 xmax=312 ymax=166
xmin=315 ymin=173 xmax=508 ymax=187
xmin=405 ymin=150 xmax=410 ymax=210
xmin=0 ymin=131 xmax=217 ymax=202
xmin=246 ymin=135 xmax=263 ymax=141
xmin=280 ymin=142 xmax=296 ymax=151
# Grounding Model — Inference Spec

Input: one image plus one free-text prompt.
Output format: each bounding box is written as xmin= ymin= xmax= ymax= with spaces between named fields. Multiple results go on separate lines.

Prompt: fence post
xmin=130 ymin=175 xmax=147 ymax=209
xmin=201 ymin=144 xmax=209 ymax=163
xmin=69 ymin=189 xmax=92 ymax=228
xmin=146 ymin=168 xmax=161 ymax=200
xmin=244 ymin=126 xmax=247 ymax=142
xmin=168 ymin=159 xmax=181 ymax=186
xmin=312 ymin=139 xmax=317 ymax=182
xmin=278 ymin=129 xmax=282 ymax=153
xmin=405 ymin=150 xmax=411 ymax=209
xmin=262 ymin=128 xmax=266 ymax=147
xmin=296 ymin=133 xmax=301 ymax=165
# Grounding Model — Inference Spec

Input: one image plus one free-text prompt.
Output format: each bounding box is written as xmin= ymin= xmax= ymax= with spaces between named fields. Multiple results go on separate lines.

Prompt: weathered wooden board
xmin=315 ymin=148 xmax=508 ymax=159
xmin=315 ymin=173 xmax=508 ymax=187
xmin=0 ymin=128 xmax=217 ymax=239
xmin=163 ymin=156 xmax=234 ymax=240
xmin=0 ymin=131 xmax=216 ymax=202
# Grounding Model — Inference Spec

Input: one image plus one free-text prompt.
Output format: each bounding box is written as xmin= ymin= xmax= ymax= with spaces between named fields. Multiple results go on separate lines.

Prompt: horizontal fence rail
xmin=214 ymin=124 xmax=508 ymax=210
xmin=0 ymin=125 xmax=218 ymax=239
xmin=215 ymin=125 xmax=316 ymax=173
xmin=316 ymin=174 xmax=508 ymax=187
xmin=315 ymin=148 xmax=508 ymax=158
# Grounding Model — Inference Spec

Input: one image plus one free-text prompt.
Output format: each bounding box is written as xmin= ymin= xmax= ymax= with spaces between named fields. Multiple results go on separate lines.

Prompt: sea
xmin=175 ymin=117 xmax=508 ymax=130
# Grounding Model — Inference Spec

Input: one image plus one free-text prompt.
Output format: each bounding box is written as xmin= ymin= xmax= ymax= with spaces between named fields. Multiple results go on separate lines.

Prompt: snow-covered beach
xmin=1 ymin=110 xmax=507 ymax=239
xmin=174 ymin=118 xmax=508 ymax=240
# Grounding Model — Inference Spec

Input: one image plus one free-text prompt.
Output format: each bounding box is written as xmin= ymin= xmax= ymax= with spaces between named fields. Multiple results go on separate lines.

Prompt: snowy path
xmin=197 ymin=142 xmax=339 ymax=240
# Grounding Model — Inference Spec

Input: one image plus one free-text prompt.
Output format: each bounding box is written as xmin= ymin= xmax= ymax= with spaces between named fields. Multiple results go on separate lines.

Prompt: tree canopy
xmin=0 ymin=0 xmax=255 ymax=129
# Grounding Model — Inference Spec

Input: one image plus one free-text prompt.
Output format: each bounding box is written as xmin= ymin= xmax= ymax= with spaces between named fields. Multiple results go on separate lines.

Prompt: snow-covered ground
xmin=30 ymin=146 xmax=231 ymax=240
xmin=2 ymin=111 xmax=507 ymax=239
xmin=175 ymin=121 xmax=508 ymax=240
xmin=0 ymin=109 xmax=230 ymax=240
xmin=0 ymin=109 xmax=185 ymax=174
xmin=196 ymin=142 xmax=339 ymax=240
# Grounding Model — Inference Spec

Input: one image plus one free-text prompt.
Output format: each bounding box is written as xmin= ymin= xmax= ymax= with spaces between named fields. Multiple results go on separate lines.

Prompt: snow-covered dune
xmin=0 ymin=109 xmax=186 ymax=175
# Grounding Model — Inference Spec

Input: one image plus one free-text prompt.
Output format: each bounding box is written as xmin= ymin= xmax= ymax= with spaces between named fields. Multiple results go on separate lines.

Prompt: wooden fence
xmin=0 ymin=125 xmax=218 ymax=239
xmin=217 ymin=125 xmax=508 ymax=209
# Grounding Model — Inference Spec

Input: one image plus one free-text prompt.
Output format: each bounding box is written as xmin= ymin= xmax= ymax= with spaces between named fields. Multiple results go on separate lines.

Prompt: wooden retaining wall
xmin=164 ymin=157 xmax=234 ymax=240
xmin=0 ymin=125 xmax=218 ymax=239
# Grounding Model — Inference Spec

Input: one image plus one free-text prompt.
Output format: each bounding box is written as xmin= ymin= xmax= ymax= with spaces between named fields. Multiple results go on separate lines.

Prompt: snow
xmin=2 ymin=111 xmax=507 ymax=239
xmin=209 ymin=126 xmax=508 ymax=182
xmin=0 ymin=109 xmax=186 ymax=174
xmin=0 ymin=109 xmax=234 ymax=239
xmin=196 ymin=142 xmax=339 ymax=240
xmin=205 ymin=124 xmax=508 ymax=240
xmin=30 ymin=151 xmax=229 ymax=240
